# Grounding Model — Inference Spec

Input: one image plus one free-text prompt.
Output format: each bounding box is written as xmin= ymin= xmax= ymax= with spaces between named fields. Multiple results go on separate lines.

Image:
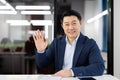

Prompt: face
xmin=62 ymin=16 xmax=82 ymax=40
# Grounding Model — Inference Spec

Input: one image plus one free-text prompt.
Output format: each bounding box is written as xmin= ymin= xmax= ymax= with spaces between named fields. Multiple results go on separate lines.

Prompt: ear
xmin=79 ymin=20 xmax=82 ymax=26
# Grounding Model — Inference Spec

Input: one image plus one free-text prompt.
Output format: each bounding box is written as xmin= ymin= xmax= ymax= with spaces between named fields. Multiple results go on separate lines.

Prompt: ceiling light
xmin=9 ymin=23 xmax=30 ymax=26
xmin=0 ymin=0 xmax=7 ymax=4
xmin=6 ymin=20 xmax=29 ymax=23
xmin=6 ymin=20 xmax=30 ymax=26
xmin=5 ymin=2 xmax=15 ymax=11
xmin=87 ymin=10 xmax=108 ymax=23
xmin=30 ymin=20 xmax=52 ymax=26
xmin=0 ymin=0 xmax=15 ymax=11
xmin=21 ymin=11 xmax=51 ymax=15
xmin=0 ymin=6 xmax=11 ymax=9
xmin=16 ymin=5 xmax=50 ymax=10
xmin=0 ymin=11 xmax=17 ymax=14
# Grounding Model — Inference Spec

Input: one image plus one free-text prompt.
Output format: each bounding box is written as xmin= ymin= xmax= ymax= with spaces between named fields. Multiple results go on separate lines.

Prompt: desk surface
xmin=93 ymin=75 xmax=120 ymax=80
xmin=0 ymin=75 xmax=78 ymax=80
xmin=0 ymin=75 xmax=119 ymax=80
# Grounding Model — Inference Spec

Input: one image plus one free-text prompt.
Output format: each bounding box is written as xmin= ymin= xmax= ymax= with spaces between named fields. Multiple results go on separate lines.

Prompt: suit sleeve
xmin=35 ymin=39 xmax=56 ymax=68
xmin=72 ymin=40 xmax=105 ymax=77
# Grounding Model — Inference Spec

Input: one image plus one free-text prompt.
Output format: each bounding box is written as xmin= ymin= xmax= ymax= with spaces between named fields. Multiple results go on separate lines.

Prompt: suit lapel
xmin=73 ymin=33 xmax=85 ymax=67
xmin=58 ymin=36 xmax=66 ymax=70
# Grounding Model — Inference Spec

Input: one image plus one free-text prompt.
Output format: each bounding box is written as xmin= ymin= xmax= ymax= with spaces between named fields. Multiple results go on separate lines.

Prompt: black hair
xmin=60 ymin=9 xmax=82 ymax=23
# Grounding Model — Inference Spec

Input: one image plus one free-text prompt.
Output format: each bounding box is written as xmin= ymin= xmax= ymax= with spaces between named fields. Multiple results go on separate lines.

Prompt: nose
xmin=68 ymin=24 xmax=73 ymax=29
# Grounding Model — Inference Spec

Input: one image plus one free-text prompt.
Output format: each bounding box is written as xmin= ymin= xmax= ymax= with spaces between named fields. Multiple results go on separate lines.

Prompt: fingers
xmin=41 ymin=31 xmax=44 ymax=40
xmin=33 ymin=29 xmax=44 ymax=41
xmin=33 ymin=34 xmax=36 ymax=41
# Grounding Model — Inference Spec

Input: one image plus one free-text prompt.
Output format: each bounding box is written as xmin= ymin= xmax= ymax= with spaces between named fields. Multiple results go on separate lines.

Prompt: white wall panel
xmin=114 ymin=0 xmax=120 ymax=79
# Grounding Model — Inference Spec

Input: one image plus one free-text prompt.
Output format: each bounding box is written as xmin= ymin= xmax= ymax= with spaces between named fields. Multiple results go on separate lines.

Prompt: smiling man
xmin=33 ymin=10 xmax=105 ymax=77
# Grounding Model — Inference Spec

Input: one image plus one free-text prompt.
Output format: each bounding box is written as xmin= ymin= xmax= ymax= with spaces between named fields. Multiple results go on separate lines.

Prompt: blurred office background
xmin=0 ymin=0 xmax=119 ymax=79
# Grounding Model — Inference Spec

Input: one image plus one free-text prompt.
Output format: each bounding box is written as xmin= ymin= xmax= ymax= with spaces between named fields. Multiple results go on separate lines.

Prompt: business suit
xmin=35 ymin=33 xmax=105 ymax=77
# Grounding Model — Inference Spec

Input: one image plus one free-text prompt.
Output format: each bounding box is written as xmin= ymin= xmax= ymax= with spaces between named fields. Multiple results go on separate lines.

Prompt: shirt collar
xmin=65 ymin=33 xmax=80 ymax=45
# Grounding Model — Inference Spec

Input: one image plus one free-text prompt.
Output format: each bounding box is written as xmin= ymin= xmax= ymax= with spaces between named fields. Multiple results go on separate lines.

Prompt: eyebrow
xmin=63 ymin=20 xmax=77 ymax=24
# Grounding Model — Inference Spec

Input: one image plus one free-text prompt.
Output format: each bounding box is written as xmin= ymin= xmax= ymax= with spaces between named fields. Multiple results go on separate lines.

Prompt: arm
xmin=72 ymin=40 xmax=105 ymax=77
xmin=35 ymin=42 xmax=55 ymax=68
xmin=33 ymin=30 xmax=54 ymax=68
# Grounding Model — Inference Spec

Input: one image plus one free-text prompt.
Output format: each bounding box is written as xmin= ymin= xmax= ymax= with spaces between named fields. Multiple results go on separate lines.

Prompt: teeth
xmin=69 ymin=31 xmax=75 ymax=34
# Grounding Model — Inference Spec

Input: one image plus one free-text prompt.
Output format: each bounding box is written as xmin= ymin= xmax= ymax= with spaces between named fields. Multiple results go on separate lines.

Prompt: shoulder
xmin=85 ymin=36 xmax=96 ymax=44
xmin=80 ymin=34 xmax=97 ymax=46
xmin=80 ymin=34 xmax=100 ymax=52
xmin=50 ymin=35 xmax=66 ymax=46
xmin=53 ymin=35 xmax=66 ymax=42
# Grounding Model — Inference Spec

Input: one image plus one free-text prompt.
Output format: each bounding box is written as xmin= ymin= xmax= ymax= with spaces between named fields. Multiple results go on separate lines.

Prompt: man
xmin=33 ymin=10 xmax=105 ymax=77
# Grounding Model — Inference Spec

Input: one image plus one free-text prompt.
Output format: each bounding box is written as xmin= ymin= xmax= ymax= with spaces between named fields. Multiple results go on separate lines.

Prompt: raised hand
xmin=33 ymin=29 xmax=48 ymax=52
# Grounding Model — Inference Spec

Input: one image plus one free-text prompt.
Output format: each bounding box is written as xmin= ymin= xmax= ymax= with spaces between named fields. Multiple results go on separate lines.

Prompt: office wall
xmin=0 ymin=15 xmax=9 ymax=41
xmin=114 ymin=0 xmax=120 ymax=79
xmin=70 ymin=0 xmax=85 ymax=20
xmin=84 ymin=0 xmax=103 ymax=50
xmin=0 ymin=14 xmax=27 ymax=42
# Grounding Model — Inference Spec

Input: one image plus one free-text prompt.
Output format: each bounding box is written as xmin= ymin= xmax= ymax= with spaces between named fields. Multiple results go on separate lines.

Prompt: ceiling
xmin=0 ymin=0 xmax=54 ymax=12
xmin=6 ymin=0 xmax=52 ymax=4
xmin=5 ymin=0 xmax=54 ymax=8
xmin=0 ymin=0 xmax=54 ymax=15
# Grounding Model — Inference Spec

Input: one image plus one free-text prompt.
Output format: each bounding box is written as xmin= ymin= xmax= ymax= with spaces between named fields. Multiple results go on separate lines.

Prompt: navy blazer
xmin=35 ymin=33 xmax=105 ymax=77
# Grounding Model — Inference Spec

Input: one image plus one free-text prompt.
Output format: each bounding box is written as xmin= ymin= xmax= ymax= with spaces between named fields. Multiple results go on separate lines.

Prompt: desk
xmin=93 ymin=75 xmax=120 ymax=80
xmin=0 ymin=75 xmax=119 ymax=80
xmin=0 ymin=75 xmax=78 ymax=80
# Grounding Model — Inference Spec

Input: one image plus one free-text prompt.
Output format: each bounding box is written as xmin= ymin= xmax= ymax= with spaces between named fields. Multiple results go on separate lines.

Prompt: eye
xmin=73 ymin=23 xmax=76 ymax=24
xmin=64 ymin=24 xmax=69 ymax=26
xmin=72 ymin=22 xmax=77 ymax=25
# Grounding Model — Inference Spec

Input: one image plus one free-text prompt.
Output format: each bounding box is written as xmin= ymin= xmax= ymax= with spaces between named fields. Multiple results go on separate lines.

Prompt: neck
xmin=68 ymin=37 xmax=76 ymax=45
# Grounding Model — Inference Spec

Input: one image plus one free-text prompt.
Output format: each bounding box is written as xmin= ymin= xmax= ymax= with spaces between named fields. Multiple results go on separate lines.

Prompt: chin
xmin=68 ymin=36 xmax=76 ymax=38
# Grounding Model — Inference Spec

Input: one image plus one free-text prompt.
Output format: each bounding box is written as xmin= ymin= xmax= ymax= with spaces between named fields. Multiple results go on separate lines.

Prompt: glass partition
xmin=0 ymin=0 xmax=54 ymax=74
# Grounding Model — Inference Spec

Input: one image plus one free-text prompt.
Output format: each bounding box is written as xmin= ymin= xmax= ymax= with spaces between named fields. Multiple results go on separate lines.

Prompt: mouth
xmin=68 ymin=31 xmax=76 ymax=35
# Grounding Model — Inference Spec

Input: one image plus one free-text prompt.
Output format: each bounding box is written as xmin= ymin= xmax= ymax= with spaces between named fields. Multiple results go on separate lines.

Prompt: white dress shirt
xmin=62 ymin=34 xmax=80 ymax=76
xmin=37 ymin=34 xmax=80 ymax=76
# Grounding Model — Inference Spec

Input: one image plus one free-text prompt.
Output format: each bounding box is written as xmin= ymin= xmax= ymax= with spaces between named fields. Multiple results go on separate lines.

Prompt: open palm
xmin=33 ymin=30 xmax=48 ymax=52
